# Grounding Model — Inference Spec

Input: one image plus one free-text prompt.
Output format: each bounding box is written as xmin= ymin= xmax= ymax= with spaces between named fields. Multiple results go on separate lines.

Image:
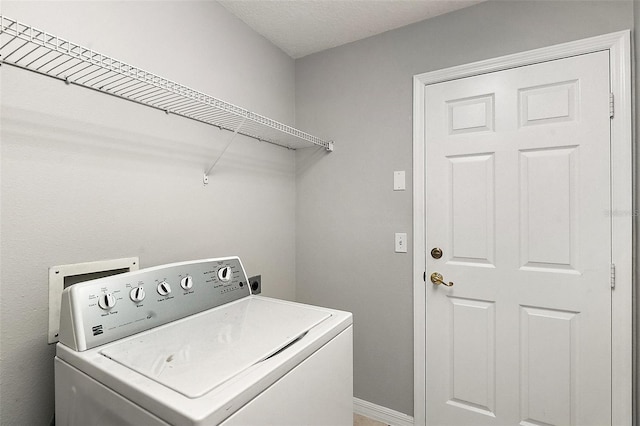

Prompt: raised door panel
xmin=448 ymin=154 xmax=495 ymax=267
xmin=519 ymin=147 xmax=579 ymax=273
xmin=448 ymin=94 xmax=495 ymax=135
xmin=519 ymin=306 xmax=578 ymax=426
xmin=519 ymin=80 xmax=579 ymax=127
xmin=448 ymin=297 xmax=496 ymax=417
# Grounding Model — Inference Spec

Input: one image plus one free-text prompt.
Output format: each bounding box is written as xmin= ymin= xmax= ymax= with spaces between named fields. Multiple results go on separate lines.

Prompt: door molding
xmin=412 ymin=31 xmax=633 ymax=426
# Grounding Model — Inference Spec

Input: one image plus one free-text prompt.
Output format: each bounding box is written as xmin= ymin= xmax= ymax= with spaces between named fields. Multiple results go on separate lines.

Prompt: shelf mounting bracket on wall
xmin=203 ymin=117 xmax=247 ymax=185
xmin=0 ymin=15 xmax=334 ymax=162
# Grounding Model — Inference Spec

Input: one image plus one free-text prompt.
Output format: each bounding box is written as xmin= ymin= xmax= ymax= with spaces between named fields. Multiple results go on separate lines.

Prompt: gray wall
xmin=295 ymin=0 xmax=635 ymax=416
xmin=635 ymin=0 xmax=639 ymax=420
xmin=0 ymin=1 xmax=296 ymax=424
xmin=0 ymin=1 xmax=637 ymax=424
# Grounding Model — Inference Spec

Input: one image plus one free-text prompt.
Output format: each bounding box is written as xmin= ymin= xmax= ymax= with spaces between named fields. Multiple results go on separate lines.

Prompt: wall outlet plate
xmin=48 ymin=257 xmax=139 ymax=344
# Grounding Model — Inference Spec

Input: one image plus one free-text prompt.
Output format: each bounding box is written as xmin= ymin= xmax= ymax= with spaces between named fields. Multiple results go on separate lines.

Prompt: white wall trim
xmin=412 ymin=30 xmax=634 ymax=426
xmin=354 ymin=397 xmax=414 ymax=426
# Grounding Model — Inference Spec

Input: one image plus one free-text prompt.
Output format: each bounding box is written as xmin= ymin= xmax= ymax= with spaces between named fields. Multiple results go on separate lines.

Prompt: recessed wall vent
xmin=48 ymin=257 xmax=139 ymax=344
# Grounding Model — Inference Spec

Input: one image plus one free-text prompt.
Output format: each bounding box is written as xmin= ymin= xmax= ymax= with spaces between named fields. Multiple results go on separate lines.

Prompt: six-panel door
xmin=425 ymin=51 xmax=612 ymax=426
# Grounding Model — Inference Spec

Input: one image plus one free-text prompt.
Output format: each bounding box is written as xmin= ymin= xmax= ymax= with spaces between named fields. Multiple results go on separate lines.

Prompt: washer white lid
xmin=99 ymin=297 xmax=331 ymax=399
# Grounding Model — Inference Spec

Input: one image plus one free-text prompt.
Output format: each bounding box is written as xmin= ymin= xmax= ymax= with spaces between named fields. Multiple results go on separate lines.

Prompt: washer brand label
xmin=92 ymin=325 xmax=104 ymax=336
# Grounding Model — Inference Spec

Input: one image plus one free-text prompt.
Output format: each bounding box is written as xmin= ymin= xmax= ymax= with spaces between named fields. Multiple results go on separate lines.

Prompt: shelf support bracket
xmin=203 ymin=117 xmax=247 ymax=185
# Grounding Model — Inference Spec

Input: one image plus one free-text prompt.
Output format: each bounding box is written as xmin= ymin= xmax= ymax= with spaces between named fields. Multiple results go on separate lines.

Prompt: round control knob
xmin=180 ymin=275 xmax=193 ymax=291
xmin=98 ymin=293 xmax=117 ymax=310
xmin=130 ymin=286 xmax=146 ymax=303
xmin=157 ymin=281 xmax=171 ymax=296
xmin=217 ymin=266 xmax=232 ymax=282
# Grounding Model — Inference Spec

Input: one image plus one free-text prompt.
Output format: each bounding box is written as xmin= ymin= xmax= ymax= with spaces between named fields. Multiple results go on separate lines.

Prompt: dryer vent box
xmin=48 ymin=257 xmax=139 ymax=344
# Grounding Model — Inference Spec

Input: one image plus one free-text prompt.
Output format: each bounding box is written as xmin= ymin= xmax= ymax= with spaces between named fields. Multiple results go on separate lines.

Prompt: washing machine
xmin=54 ymin=256 xmax=353 ymax=425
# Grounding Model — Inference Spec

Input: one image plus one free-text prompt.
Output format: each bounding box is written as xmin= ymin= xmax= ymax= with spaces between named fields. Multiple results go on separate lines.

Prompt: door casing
xmin=412 ymin=31 xmax=634 ymax=426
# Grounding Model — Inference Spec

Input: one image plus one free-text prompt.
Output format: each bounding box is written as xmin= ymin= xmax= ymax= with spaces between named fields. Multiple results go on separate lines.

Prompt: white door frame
xmin=412 ymin=31 xmax=634 ymax=426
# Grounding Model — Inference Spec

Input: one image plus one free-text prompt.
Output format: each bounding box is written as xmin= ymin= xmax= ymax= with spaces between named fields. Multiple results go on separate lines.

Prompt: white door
xmin=425 ymin=51 xmax=612 ymax=425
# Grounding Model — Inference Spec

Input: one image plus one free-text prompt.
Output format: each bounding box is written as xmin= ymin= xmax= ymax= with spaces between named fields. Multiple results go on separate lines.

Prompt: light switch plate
xmin=395 ymin=233 xmax=408 ymax=253
xmin=394 ymin=171 xmax=406 ymax=191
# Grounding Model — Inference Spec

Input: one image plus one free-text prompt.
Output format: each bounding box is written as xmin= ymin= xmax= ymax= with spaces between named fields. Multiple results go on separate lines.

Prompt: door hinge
xmin=610 ymin=263 xmax=615 ymax=289
xmin=609 ymin=93 xmax=614 ymax=118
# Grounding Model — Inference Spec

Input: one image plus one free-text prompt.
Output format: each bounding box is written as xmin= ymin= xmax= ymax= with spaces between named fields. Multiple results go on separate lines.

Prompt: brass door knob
xmin=430 ymin=272 xmax=454 ymax=287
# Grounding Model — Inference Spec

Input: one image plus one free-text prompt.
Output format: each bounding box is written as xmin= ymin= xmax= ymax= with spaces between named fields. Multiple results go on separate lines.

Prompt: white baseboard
xmin=353 ymin=397 xmax=414 ymax=426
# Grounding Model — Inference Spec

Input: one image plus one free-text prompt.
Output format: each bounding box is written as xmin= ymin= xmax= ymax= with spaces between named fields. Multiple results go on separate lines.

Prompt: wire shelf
xmin=0 ymin=15 xmax=334 ymax=152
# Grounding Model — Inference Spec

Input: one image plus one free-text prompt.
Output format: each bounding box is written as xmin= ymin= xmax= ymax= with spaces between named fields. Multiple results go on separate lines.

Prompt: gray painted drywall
xmin=0 ymin=1 xmax=296 ymax=424
xmin=635 ymin=0 xmax=639 ymax=422
xmin=1 ymin=1 xmax=637 ymax=424
xmin=295 ymin=0 xmax=635 ymax=416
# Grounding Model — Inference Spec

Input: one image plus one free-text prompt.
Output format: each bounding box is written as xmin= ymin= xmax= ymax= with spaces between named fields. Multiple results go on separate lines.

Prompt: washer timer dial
xmin=98 ymin=293 xmax=117 ymax=310
xmin=157 ymin=281 xmax=171 ymax=296
xmin=180 ymin=275 xmax=193 ymax=290
xmin=218 ymin=266 xmax=232 ymax=282
xmin=130 ymin=286 xmax=146 ymax=303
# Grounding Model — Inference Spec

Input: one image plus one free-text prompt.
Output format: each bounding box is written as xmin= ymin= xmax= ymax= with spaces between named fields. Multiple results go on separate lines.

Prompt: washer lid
xmin=99 ymin=297 xmax=331 ymax=399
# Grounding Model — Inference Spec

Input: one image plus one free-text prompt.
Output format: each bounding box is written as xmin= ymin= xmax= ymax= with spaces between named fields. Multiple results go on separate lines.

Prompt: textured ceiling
xmin=218 ymin=0 xmax=485 ymax=58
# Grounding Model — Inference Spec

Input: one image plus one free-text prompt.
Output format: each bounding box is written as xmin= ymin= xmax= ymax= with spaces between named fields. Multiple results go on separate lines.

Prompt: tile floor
xmin=353 ymin=413 xmax=388 ymax=426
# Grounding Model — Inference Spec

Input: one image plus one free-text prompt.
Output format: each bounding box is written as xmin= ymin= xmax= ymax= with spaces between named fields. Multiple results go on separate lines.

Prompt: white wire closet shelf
xmin=0 ymin=15 xmax=334 ymax=153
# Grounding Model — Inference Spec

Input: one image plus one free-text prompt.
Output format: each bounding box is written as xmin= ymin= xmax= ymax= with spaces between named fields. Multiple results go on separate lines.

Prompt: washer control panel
xmin=58 ymin=257 xmax=250 ymax=351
